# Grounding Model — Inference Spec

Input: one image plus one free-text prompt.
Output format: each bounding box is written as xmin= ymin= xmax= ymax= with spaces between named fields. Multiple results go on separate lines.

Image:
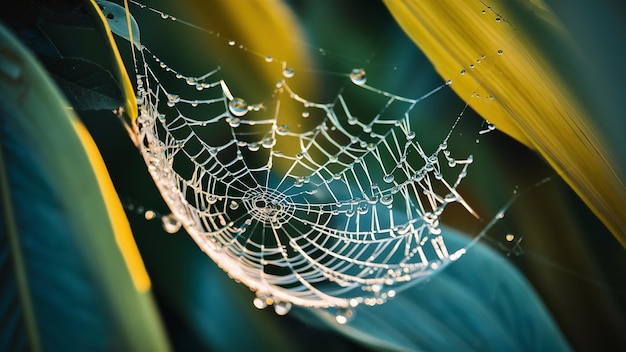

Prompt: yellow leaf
xmin=383 ymin=0 xmax=626 ymax=245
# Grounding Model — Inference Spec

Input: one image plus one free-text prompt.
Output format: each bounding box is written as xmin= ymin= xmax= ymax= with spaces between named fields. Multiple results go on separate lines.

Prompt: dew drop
xmin=276 ymin=124 xmax=290 ymax=136
xmin=497 ymin=50 xmax=503 ymax=55
xmin=253 ymin=297 xmax=267 ymax=309
xmin=301 ymin=110 xmax=310 ymax=118
xmin=282 ymin=67 xmax=295 ymax=78
xmin=495 ymin=17 xmax=501 ymax=22
xmin=262 ymin=137 xmax=275 ymax=148
xmin=248 ymin=142 xmax=260 ymax=152
xmin=406 ymin=131 xmax=416 ymax=140
xmin=229 ymin=98 xmax=249 ymax=117
xmin=162 ymin=214 xmax=181 ymax=234
xmin=367 ymin=196 xmax=379 ymax=205
xmin=335 ymin=308 xmax=354 ymax=324
xmin=506 ymin=233 xmax=515 ymax=242
xmin=446 ymin=79 xmax=452 ymax=85
xmin=167 ymin=93 xmax=179 ymax=103
xmin=383 ymin=174 xmax=395 ymax=183
xmin=273 ymin=301 xmax=292 ymax=315
xmin=460 ymin=69 xmax=466 ymax=75
xmin=208 ymin=195 xmax=218 ymax=204
xmin=228 ymin=40 xmax=235 ymax=46
xmin=380 ymin=195 xmax=393 ymax=206
xmin=230 ymin=200 xmax=239 ymax=210
xmin=349 ymin=68 xmax=367 ymax=85
xmin=265 ymin=56 xmax=273 ymax=63
xmin=228 ymin=117 xmax=241 ymax=128
xmin=144 ymin=210 xmax=156 ymax=220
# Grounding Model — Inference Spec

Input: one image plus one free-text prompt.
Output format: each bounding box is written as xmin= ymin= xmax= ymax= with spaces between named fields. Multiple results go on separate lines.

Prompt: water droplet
xmin=506 ymin=233 xmax=515 ymax=242
xmin=349 ymin=68 xmax=367 ymax=85
xmin=380 ymin=195 xmax=393 ymax=206
xmin=301 ymin=110 xmax=310 ymax=118
xmin=230 ymin=200 xmax=239 ymax=210
xmin=357 ymin=204 xmax=369 ymax=214
xmin=335 ymin=308 xmax=354 ymax=324
xmin=276 ymin=124 xmax=289 ymax=135
xmin=274 ymin=301 xmax=292 ymax=315
xmin=228 ymin=117 xmax=241 ymax=128
xmin=167 ymin=93 xmax=179 ymax=103
xmin=383 ymin=174 xmax=394 ymax=183
xmin=460 ymin=69 xmax=466 ymax=75
xmin=362 ymin=125 xmax=372 ymax=133
xmin=495 ymin=17 xmax=501 ymax=22
xmin=446 ymin=79 xmax=452 ymax=85
xmin=329 ymin=155 xmax=338 ymax=163
xmin=497 ymin=50 xmax=503 ymax=55
xmin=406 ymin=131 xmax=416 ymax=140
xmin=265 ymin=56 xmax=273 ymax=62
xmin=208 ymin=195 xmax=218 ymax=204
xmin=162 ymin=214 xmax=181 ymax=234
xmin=248 ymin=142 xmax=260 ymax=152
xmin=481 ymin=9 xmax=486 ymax=14
xmin=469 ymin=64 xmax=475 ymax=69
xmin=229 ymin=98 xmax=248 ymax=117
xmin=228 ymin=40 xmax=235 ymax=46
xmin=144 ymin=210 xmax=156 ymax=220
xmin=444 ymin=193 xmax=457 ymax=203
xmin=262 ymin=137 xmax=275 ymax=148
xmin=282 ymin=67 xmax=295 ymax=78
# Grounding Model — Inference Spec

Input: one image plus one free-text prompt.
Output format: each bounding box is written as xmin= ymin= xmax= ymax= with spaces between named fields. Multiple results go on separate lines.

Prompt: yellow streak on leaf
xmin=384 ymin=0 xmax=626 ymax=245
xmin=87 ymin=0 xmax=138 ymax=136
xmin=73 ymin=120 xmax=152 ymax=292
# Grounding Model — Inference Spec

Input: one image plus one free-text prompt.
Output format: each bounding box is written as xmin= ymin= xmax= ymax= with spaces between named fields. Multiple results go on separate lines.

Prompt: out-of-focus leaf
xmin=0 ymin=0 xmax=125 ymax=112
xmin=0 ymin=23 xmax=169 ymax=350
xmin=382 ymin=0 xmax=626 ymax=245
xmin=41 ymin=56 xmax=123 ymax=110
xmin=94 ymin=0 xmax=141 ymax=49
xmin=296 ymin=226 xmax=571 ymax=351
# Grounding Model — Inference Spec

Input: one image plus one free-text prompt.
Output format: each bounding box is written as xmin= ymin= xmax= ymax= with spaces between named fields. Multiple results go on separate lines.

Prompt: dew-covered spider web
xmin=108 ymin=0 xmax=497 ymax=315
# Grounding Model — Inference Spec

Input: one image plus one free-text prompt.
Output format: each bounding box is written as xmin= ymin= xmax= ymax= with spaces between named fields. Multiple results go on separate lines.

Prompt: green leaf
xmin=41 ymin=56 xmax=124 ymax=110
xmin=0 ymin=23 xmax=169 ymax=351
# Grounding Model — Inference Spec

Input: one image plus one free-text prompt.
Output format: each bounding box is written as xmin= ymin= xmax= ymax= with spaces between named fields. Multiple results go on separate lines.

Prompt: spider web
xmin=117 ymin=0 xmax=483 ymax=314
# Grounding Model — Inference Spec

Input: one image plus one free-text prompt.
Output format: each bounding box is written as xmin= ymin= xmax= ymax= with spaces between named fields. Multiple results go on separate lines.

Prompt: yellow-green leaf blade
xmin=383 ymin=0 xmax=626 ymax=245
